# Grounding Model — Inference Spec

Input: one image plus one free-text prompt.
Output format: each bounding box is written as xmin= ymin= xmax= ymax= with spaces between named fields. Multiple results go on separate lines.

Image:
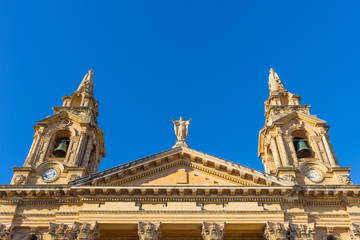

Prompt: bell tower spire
xmin=258 ymin=68 xmax=352 ymax=185
xmin=11 ymin=70 xmax=105 ymax=185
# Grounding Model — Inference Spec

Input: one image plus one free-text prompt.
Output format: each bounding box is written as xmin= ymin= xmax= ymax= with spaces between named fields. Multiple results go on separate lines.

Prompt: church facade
xmin=1 ymin=69 xmax=359 ymax=240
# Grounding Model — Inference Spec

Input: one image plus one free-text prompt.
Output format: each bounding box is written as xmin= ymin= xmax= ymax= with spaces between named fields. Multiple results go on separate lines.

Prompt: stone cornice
xmin=1 ymin=185 xmax=360 ymax=199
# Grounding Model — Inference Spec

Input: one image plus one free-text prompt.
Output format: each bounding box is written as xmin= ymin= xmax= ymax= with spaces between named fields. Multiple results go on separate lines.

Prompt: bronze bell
xmin=296 ymin=139 xmax=311 ymax=158
xmin=53 ymin=140 xmax=67 ymax=158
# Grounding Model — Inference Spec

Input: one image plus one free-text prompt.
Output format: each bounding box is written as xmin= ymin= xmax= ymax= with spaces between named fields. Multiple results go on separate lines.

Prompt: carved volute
xmin=201 ymin=222 xmax=225 ymax=240
xmin=138 ymin=222 xmax=162 ymax=240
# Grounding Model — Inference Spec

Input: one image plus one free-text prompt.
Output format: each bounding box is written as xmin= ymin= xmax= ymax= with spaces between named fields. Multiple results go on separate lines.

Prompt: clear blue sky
xmin=1 ymin=1 xmax=360 ymax=184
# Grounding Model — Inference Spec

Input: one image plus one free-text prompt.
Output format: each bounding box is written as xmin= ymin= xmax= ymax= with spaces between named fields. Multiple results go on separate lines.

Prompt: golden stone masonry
xmin=1 ymin=69 xmax=359 ymax=240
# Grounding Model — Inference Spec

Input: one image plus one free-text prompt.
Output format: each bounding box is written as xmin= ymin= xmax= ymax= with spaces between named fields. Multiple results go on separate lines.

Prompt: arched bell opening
xmin=292 ymin=131 xmax=313 ymax=159
xmin=50 ymin=130 xmax=71 ymax=159
xmin=71 ymin=94 xmax=82 ymax=107
xmin=280 ymin=92 xmax=290 ymax=105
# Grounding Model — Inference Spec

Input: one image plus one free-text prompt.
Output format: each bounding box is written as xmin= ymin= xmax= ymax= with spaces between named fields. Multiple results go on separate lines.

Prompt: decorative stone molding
xmin=138 ymin=222 xmax=162 ymax=240
xmin=264 ymin=221 xmax=288 ymax=240
xmin=69 ymin=174 xmax=81 ymax=182
xmin=201 ymin=222 xmax=225 ymax=240
xmin=77 ymin=222 xmax=100 ymax=240
xmin=0 ymin=224 xmax=13 ymax=240
xmin=350 ymin=223 xmax=360 ymax=240
xmin=13 ymin=174 xmax=26 ymax=184
xmin=338 ymin=175 xmax=353 ymax=185
xmin=49 ymin=222 xmax=99 ymax=240
xmin=289 ymin=223 xmax=315 ymax=240
xmin=49 ymin=223 xmax=78 ymax=240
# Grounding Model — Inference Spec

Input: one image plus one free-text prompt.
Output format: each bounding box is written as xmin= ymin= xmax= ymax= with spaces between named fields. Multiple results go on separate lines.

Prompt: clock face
xmin=305 ymin=169 xmax=323 ymax=183
xmin=42 ymin=168 xmax=58 ymax=181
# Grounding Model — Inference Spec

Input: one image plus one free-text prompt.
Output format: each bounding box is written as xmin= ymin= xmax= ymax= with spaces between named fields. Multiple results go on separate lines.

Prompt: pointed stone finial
xmin=77 ymin=69 xmax=94 ymax=94
xmin=268 ymin=68 xmax=285 ymax=94
xmin=171 ymin=117 xmax=192 ymax=148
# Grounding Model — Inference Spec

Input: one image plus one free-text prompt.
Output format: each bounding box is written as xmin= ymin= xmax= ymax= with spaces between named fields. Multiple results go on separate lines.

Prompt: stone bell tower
xmin=11 ymin=70 xmax=105 ymax=185
xmin=258 ymin=69 xmax=352 ymax=185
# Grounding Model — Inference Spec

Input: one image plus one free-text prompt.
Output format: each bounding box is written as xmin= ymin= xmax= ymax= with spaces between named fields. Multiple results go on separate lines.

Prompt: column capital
xmin=264 ymin=221 xmax=288 ymax=240
xmin=77 ymin=222 xmax=100 ymax=240
xmin=350 ymin=223 xmax=360 ymax=240
xmin=138 ymin=222 xmax=162 ymax=240
xmin=289 ymin=223 xmax=315 ymax=240
xmin=0 ymin=224 xmax=13 ymax=240
xmin=201 ymin=222 xmax=225 ymax=240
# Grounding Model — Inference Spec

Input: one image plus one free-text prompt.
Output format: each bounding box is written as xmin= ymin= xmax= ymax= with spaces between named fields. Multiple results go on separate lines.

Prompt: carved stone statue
xmin=77 ymin=69 xmax=94 ymax=94
xmin=171 ymin=117 xmax=192 ymax=148
xmin=268 ymin=68 xmax=285 ymax=94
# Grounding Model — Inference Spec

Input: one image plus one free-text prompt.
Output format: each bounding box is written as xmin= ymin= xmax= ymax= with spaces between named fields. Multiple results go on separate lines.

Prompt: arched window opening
xmin=72 ymin=95 xmax=82 ymax=107
xmin=51 ymin=131 xmax=71 ymax=158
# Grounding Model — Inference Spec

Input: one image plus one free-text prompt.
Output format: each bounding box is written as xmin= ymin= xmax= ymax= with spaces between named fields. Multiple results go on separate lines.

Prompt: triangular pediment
xmin=71 ymin=147 xmax=293 ymax=187
xmin=273 ymin=111 xmax=326 ymax=126
xmin=36 ymin=111 xmax=90 ymax=126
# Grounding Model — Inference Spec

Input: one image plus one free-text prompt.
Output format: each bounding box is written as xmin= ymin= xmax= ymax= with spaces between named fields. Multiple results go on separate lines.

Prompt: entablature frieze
xmin=77 ymin=209 xmax=285 ymax=215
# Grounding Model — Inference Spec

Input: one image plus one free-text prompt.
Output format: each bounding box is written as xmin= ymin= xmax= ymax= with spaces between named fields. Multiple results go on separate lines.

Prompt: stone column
xmin=25 ymin=132 xmax=42 ymax=166
xmin=270 ymin=137 xmax=282 ymax=168
xmin=284 ymin=136 xmax=298 ymax=167
xmin=276 ymin=129 xmax=290 ymax=167
xmin=310 ymin=136 xmax=324 ymax=163
xmin=201 ymin=222 xmax=225 ymax=240
xmin=74 ymin=131 xmax=87 ymax=166
xmin=321 ymin=132 xmax=337 ymax=167
xmin=138 ymin=222 xmax=162 ymax=240
xmin=82 ymin=137 xmax=94 ymax=167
